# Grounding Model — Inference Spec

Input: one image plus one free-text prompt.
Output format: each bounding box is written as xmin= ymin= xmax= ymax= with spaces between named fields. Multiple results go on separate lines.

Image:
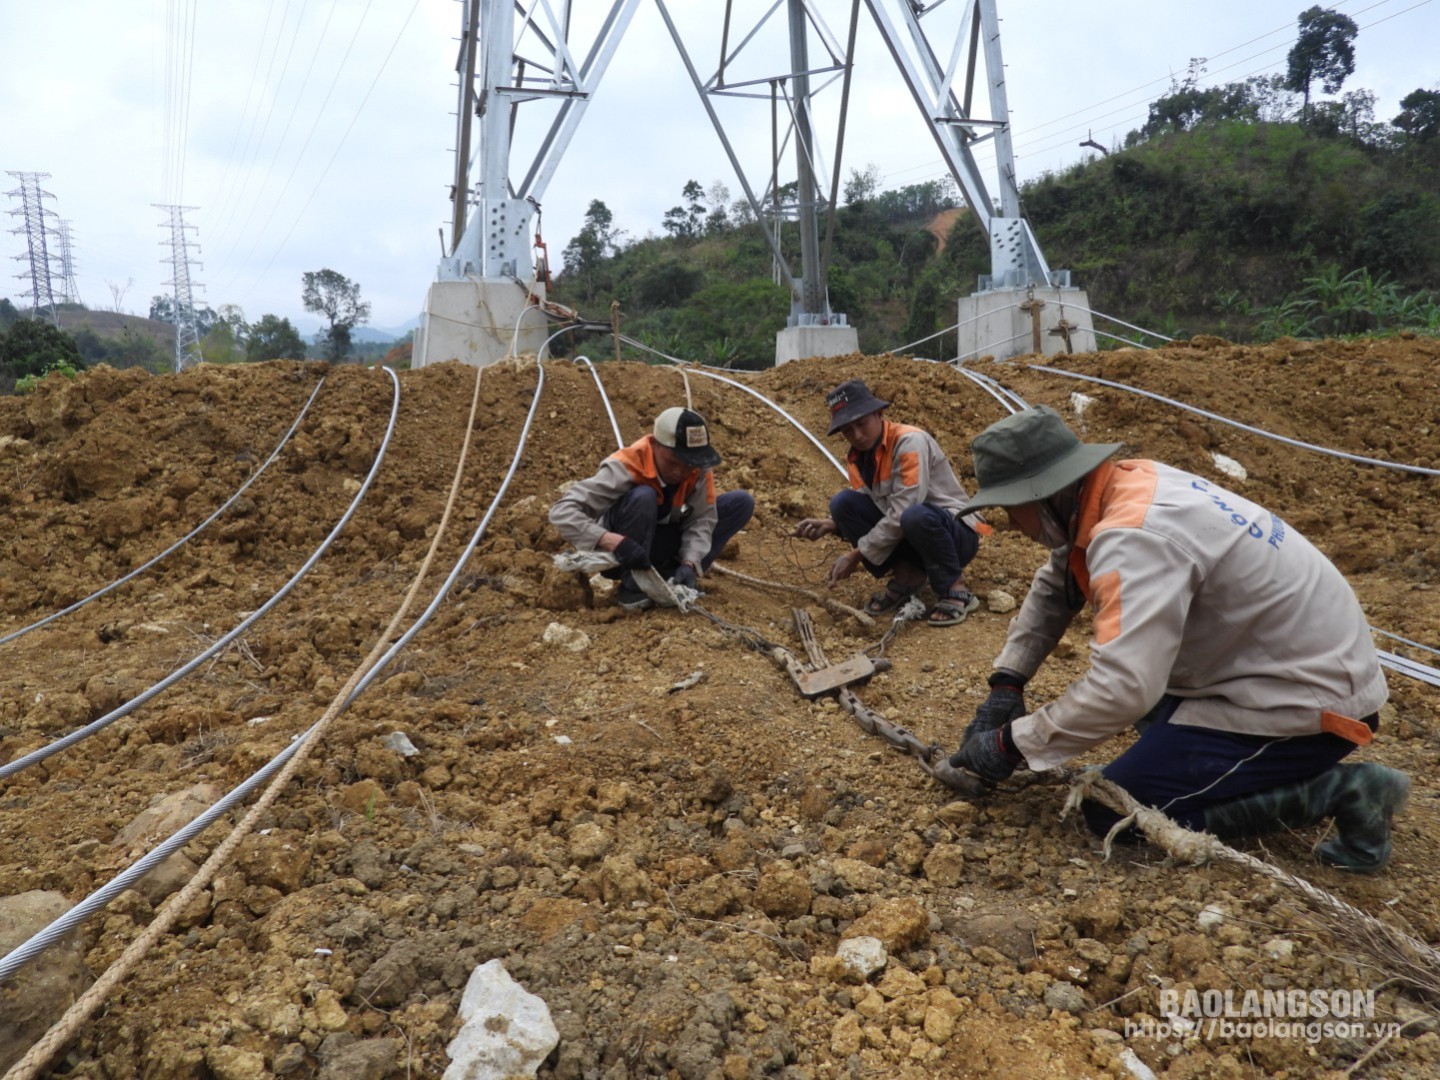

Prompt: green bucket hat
xmin=967 ymin=406 xmax=1122 ymax=512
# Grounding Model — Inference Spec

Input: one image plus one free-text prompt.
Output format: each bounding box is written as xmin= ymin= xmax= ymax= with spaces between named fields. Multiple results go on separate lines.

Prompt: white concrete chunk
xmin=442 ymin=960 xmax=559 ymax=1080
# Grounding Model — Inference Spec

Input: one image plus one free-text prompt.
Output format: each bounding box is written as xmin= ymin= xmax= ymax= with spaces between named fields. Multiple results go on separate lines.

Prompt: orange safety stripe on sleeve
xmin=1075 ymin=460 xmax=1156 ymax=547
xmin=1068 ymin=546 xmax=1091 ymax=601
xmin=898 ymin=450 xmax=920 ymax=488
xmin=1089 ymin=569 xmax=1122 ymax=645
xmin=704 ymin=470 xmax=716 ymax=504
xmin=1320 ymin=710 xmax=1375 ymax=746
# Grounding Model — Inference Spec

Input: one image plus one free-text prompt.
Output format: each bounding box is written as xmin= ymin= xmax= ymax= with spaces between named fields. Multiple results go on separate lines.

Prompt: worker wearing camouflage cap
xmin=944 ymin=405 xmax=1407 ymax=873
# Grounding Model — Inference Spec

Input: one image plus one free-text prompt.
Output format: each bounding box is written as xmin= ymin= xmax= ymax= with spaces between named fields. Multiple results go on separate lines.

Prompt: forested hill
xmin=549 ymin=93 xmax=1440 ymax=368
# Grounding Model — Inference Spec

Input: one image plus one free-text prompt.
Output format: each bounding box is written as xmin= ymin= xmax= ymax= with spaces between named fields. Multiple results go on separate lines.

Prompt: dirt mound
xmin=1 ymin=338 xmax=1438 ymax=1078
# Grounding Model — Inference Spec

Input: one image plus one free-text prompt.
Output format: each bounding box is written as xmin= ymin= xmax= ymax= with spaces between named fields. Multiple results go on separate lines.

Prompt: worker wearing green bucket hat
xmin=944 ymin=406 xmax=1406 ymax=873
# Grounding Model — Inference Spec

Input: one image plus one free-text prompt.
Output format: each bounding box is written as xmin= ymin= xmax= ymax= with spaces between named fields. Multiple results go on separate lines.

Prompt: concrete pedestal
xmin=413 ymin=279 xmax=550 ymax=369
xmin=956 ymin=287 xmax=1095 ymax=363
xmin=774 ymin=324 xmax=860 ymax=366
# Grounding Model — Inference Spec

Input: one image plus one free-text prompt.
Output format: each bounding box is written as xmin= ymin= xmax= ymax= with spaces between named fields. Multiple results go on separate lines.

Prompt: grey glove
xmin=670 ymin=563 xmax=698 ymax=590
xmin=613 ymin=537 xmax=651 ymax=570
xmin=971 ymin=671 xmax=1026 ymax=733
xmin=949 ymin=722 xmax=1025 ymax=784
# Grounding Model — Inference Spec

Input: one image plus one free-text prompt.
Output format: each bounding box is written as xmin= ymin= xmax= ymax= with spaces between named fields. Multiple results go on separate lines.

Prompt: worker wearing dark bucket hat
xmin=824 ymin=379 xmax=890 ymax=435
xmin=549 ymin=407 xmax=753 ymax=611
xmin=940 ymin=406 xmax=1407 ymax=874
xmin=793 ymin=378 xmax=985 ymax=627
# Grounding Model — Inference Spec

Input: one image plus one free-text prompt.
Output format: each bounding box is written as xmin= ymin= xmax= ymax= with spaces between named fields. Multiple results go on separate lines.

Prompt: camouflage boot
xmin=1202 ymin=763 xmax=1409 ymax=874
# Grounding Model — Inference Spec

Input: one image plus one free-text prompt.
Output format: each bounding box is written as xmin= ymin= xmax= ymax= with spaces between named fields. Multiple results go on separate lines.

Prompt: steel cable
xmin=0 ymin=369 xmax=401 ymax=783
xmin=615 ymin=334 xmax=847 ymax=477
xmin=1027 ymin=363 xmax=1440 ymax=478
xmin=3 ymin=353 xmax=544 ymax=1078
xmin=0 ymin=376 xmax=326 ymax=649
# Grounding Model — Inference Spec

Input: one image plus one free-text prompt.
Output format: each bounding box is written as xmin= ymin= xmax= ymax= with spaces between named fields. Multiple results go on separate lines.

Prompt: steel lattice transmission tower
xmin=54 ymin=219 xmax=82 ymax=307
xmin=416 ymin=0 xmax=1090 ymax=368
xmin=5 ymin=170 xmax=61 ymax=326
xmin=154 ymin=204 xmax=205 ymax=371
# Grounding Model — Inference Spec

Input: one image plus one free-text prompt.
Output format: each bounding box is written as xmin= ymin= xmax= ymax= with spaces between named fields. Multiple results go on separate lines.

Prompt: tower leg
xmin=956 ymin=287 xmax=1097 ymax=364
xmin=413 ymin=280 xmax=550 ymax=368
xmin=774 ymin=324 xmax=860 ymax=367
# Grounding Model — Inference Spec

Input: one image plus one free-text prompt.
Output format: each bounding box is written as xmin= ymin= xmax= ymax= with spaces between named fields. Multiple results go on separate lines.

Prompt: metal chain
xmin=866 ymin=597 xmax=926 ymax=658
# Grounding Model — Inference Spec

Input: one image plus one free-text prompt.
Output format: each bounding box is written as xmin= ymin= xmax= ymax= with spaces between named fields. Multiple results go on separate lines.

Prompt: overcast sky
xmin=3 ymin=0 xmax=1435 ymax=337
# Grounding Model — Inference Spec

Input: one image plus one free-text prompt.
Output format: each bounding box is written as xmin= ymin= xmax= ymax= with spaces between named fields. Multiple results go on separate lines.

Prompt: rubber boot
xmin=1202 ymin=763 xmax=1409 ymax=874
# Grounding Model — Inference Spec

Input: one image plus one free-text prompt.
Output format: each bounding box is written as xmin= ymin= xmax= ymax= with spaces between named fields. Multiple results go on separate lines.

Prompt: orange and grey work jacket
xmin=846 ymin=419 xmax=975 ymax=566
xmin=1001 ymin=459 xmax=1389 ymax=770
xmin=548 ymin=435 xmax=718 ymax=569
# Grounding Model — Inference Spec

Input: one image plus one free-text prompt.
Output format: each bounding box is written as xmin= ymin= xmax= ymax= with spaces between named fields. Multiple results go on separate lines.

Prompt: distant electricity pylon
xmin=154 ymin=204 xmax=204 ymax=371
xmin=5 ymin=170 xmax=60 ymax=326
xmin=54 ymin=219 xmax=82 ymax=306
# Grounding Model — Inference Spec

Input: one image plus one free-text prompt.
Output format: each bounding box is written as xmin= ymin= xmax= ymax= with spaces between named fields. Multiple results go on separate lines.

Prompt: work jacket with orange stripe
xmin=549 ymin=435 xmax=718 ymax=569
xmin=1000 ymin=459 xmax=1388 ymax=770
xmin=846 ymin=420 xmax=974 ymax=565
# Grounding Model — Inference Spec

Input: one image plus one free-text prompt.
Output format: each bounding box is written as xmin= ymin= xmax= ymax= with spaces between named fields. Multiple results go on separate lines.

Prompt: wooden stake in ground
xmin=711 ymin=564 xmax=875 ymax=628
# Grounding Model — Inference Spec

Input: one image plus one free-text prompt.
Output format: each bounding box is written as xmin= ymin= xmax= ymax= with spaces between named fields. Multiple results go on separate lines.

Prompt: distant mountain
xmin=374 ymin=316 xmax=421 ymax=340
xmin=293 ymin=316 xmax=419 ymax=344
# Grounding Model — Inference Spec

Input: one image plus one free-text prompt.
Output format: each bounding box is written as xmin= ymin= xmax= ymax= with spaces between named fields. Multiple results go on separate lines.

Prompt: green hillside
xmin=548 ymin=96 xmax=1440 ymax=365
xmin=941 ymin=120 xmax=1440 ymax=341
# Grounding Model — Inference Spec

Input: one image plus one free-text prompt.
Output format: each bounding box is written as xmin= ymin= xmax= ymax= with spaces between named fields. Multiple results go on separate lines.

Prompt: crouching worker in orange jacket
xmin=944 ymin=405 xmax=1408 ymax=873
xmin=549 ymin=407 xmax=754 ymax=611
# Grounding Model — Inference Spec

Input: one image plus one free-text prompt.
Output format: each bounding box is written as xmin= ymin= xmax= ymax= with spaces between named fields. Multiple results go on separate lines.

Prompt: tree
xmin=105 ymin=277 xmax=134 ymax=313
xmin=843 ymin=163 xmax=882 ymax=205
xmin=662 ymin=180 xmax=708 ymax=240
xmin=247 ymin=314 xmax=308 ymax=362
xmin=201 ymin=320 xmax=246 ymax=364
xmin=704 ymin=181 xmax=732 ymax=234
xmin=149 ymin=295 xmax=218 ymax=335
xmin=0 ymin=318 xmax=85 ymax=381
xmin=1394 ymin=88 xmax=1440 ymax=144
xmin=1284 ymin=6 xmax=1358 ymax=121
xmin=301 ymin=269 xmax=371 ymax=362
xmin=561 ymin=200 xmax=622 ymax=301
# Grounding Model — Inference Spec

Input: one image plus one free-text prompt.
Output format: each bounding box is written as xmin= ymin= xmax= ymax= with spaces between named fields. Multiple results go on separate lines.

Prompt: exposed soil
xmin=1 ymin=336 xmax=1439 ymax=1079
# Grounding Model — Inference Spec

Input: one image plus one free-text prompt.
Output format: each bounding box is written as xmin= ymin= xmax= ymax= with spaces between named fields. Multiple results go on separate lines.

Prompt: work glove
xmin=948 ymin=722 xmax=1025 ymax=784
xmin=669 ymin=563 xmax=698 ymax=590
xmin=970 ymin=670 xmax=1027 ymax=733
xmin=613 ymin=537 xmax=652 ymax=570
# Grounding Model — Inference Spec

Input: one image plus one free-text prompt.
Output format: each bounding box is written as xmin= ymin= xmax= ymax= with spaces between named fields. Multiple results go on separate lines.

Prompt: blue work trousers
xmin=1081 ymin=695 xmax=1366 ymax=835
xmin=602 ymin=486 xmax=755 ymax=578
xmin=829 ymin=489 xmax=979 ymax=593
